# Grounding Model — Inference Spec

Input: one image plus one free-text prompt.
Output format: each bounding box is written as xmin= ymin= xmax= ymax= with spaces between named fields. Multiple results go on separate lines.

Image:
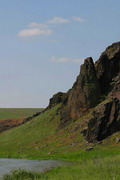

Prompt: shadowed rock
xmin=82 ymin=98 xmax=120 ymax=142
xmin=109 ymin=73 xmax=120 ymax=100
xmin=59 ymin=42 xmax=120 ymax=141
xmin=95 ymin=42 xmax=120 ymax=94
xmin=60 ymin=57 xmax=101 ymax=126
xmin=47 ymin=92 xmax=65 ymax=109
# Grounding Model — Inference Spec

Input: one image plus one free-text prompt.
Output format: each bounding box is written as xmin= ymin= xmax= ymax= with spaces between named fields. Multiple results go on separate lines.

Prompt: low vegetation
xmin=0 ymin=105 xmax=120 ymax=179
xmin=2 ymin=155 xmax=120 ymax=180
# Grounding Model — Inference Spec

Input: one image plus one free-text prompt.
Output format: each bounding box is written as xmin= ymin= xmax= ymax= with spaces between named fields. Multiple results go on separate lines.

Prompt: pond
xmin=0 ymin=158 xmax=67 ymax=178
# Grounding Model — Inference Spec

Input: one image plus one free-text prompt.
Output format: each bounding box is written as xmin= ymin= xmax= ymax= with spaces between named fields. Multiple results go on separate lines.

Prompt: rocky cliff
xmin=60 ymin=57 xmax=101 ymax=126
xmin=47 ymin=92 xmax=65 ymax=109
xmin=95 ymin=42 xmax=120 ymax=94
xmin=82 ymin=98 xmax=120 ymax=142
xmin=48 ymin=42 xmax=120 ymax=142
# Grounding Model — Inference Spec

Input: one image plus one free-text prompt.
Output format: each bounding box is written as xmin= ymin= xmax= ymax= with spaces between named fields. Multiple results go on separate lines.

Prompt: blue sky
xmin=0 ymin=0 xmax=120 ymax=107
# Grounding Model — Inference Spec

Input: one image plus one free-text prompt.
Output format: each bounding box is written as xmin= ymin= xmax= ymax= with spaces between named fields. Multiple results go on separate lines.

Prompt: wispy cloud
xmin=71 ymin=16 xmax=85 ymax=22
xmin=51 ymin=56 xmax=84 ymax=63
xmin=18 ymin=28 xmax=53 ymax=37
xmin=28 ymin=22 xmax=48 ymax=29
xmin=47 ymin=17 xmax=70 ymax=24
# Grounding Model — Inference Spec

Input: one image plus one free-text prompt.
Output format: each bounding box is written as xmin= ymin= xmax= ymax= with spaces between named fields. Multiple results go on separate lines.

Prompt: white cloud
xmin=51 ymin=56 xmax=84 ymax=63
xmin=47 ymin=17 xmax=70 ymax=24
xmin=18 ymin=16 xmax=84 ymax=38
xmin=18 ymin=28 xmax=53 ymax=37
xmin=28 ymin=22 xmax=48 ymax=29
xmin=71 ymin=16 xmax=85 ymax=22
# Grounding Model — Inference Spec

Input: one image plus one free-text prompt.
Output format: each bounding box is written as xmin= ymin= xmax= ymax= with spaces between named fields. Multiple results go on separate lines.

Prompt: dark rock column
xmin=60 ymin=57 xmax=101 ymax=126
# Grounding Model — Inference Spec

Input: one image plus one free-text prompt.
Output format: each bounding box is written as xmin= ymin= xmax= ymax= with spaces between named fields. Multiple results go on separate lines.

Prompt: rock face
xmin=49 ymin=42 xmax=120 ymax=141
xmin=60 ymin=42 xmax=120 ymax=141
xmin=109 ymin=73 xmax=120 ymax=100
xmin=60 ymin=57 xmax=101 ymax=126
xmin=95 ymin=42 xmax=120 ymax=94
xmin=82 ymin=98 xmax=120 ymax=142
xmin=47 ymin=92 xmax=65 ymax=109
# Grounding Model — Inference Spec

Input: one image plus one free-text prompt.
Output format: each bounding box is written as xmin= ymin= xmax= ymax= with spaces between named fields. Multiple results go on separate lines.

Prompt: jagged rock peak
xmin=79 ymin=57 xmax=99 ymax=85
xmin=102 ymin=41 xmax=120 ymax=59
xmin=47 ymin=92 xmax=65 ymax=109
xmin=84 ymin=57 xmax=94 ymax=66
xmin=95 ymin=41 xmax=120 ymax=94
xmin=60 ymin=57 xmax=101 ymax=123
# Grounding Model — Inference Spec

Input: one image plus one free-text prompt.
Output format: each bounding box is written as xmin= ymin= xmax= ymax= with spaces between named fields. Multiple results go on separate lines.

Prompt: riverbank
xmin=0 ymin=158 xmax=68 ymax=178
xmin=2 ymin=154 xmax=120 ymax=180
xmin=1 ymin=145 xmax=120 ymax=179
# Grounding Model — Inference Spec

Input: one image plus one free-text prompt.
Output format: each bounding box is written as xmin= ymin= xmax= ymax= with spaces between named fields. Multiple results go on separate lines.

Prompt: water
xmin=0 ymin=158 xmax=66 ymax=178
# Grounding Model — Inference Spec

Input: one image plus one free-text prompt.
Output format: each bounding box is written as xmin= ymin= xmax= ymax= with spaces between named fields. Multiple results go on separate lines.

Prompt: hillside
xmin=0 ymin=42 xmax=120 ymax=179
xmin=0 ymin=108 xmax=43 ymax=133
xmin=0 ymin=42 xmax=120 ymax=157
xmin=0 ymin=103 xmax=120 ymax=160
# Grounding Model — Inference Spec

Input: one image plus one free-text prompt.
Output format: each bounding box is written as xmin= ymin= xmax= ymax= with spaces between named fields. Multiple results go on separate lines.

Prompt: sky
xmin=0 ymin=0 xmax=120 ymax=108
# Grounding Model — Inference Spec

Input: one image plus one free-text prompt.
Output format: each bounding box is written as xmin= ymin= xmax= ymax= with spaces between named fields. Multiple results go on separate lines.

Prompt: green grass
xmin=0 ymin=108 xmax=43 ymax=120
xmin=0 ymin=104 xmax=120 ymax=160
xmin=0 ymin=104 xmax=120 ymax=179
xmin=0 ymin=105 xmax=62 ymax=159
xmin=2 ymin=155 xmax=120 ymax=180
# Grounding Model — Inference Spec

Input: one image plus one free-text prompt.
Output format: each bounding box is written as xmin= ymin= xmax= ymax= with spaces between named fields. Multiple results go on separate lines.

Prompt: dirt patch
xmin=0 ymin=118 xmax=24 ymax=133
xmin=0 ymin=110 xmax=45 ymax=133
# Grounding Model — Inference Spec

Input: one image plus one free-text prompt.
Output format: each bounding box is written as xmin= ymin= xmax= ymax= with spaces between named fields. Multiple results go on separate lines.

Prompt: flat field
xmin=0 ymin=108 xmax=43 ymax=120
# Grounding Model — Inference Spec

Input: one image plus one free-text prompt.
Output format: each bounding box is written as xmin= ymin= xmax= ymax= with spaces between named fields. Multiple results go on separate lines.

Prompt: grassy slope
xmin=0 ymin=103 xmax=120 ymax=159
xmin=0 ymin=105 xmax=62 ymax=159
xmin=0 ymin=104 xmax=120 ymax=179
xmin=0 ymin=108 xmax=43 ymax=120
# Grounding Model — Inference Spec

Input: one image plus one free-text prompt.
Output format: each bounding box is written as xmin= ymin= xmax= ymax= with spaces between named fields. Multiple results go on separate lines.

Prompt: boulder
xmin=116 ymin=137 xmax=120 ymax=143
